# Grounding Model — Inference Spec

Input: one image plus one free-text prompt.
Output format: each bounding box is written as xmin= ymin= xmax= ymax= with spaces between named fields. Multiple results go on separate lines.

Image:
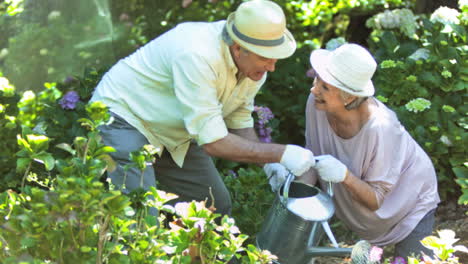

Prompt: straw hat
xmin=225 ymin=0 xmax=296 ymax=59
xmin=310 ymin=44 xmax=377 ymax=97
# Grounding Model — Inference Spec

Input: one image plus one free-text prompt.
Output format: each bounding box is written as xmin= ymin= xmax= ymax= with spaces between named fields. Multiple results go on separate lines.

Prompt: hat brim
xmin=226 ymin=13 xmax=296 ymax=59
xmin=310 ymin=49 xmax=374 ymax=97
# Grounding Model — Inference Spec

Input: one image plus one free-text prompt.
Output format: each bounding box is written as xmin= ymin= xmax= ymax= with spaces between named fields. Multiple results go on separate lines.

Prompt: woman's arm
xmin=342 ymin=170 xmax=380 ymax=211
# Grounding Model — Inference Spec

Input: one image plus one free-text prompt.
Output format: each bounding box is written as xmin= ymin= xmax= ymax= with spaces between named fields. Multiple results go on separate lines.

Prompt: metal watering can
xmin=256 ymin=163 xmax=353 ymax=264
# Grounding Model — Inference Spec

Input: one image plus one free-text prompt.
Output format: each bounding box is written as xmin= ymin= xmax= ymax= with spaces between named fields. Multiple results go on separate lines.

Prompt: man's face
xmin=231 ymin=44 xmax=277 ymax=81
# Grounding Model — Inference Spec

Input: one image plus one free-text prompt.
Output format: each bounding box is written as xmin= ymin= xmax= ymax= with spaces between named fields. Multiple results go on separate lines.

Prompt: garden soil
xmin=311 ymin=200 xmax=468 ymax=264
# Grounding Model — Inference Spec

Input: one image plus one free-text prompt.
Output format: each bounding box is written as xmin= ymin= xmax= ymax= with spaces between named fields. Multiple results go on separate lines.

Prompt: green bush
xmin=367 ymin=7 xmax=467 ymax=204
xmin=0 ymin=87 xmax=275 ymax=263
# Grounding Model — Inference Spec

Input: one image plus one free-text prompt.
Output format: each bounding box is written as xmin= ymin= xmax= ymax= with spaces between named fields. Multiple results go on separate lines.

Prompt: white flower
xmin=0 ymin=48 xmax=8 ymax=60
xmin=405 ymin=98 xmax=431 ymax=113
xmin=409 ymin=48 xmax=430 ymax=61
xmin=430 ymin=7 xmax=460 ymax=25
xmin=379 ymin=10 xmax=400 ymax=29
xmin=47 ymin=10 xmax=61 ymax=21
xmin=440 ymin=135 xmax=452 ymax=146
xmin=366 ymin=9 xmax=418 ymax=38
xmin=459 ymin=0 xmax=468 ymax=8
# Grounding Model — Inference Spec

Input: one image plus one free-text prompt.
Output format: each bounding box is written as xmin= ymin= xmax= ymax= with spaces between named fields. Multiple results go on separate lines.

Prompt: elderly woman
xmin=299 ymin=43 xmax=440 ymax=258
xmin=304 ymin=44 xmax=440 ymax=257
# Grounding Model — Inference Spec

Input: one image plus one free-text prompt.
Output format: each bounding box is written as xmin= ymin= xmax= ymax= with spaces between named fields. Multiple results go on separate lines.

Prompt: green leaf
xmin=16 ymin=157 xmax=32 ymax=172
xmin=26 ymin=134 xmax=50 ymax=152
xmin=94 ymin=146 xmax=116 ymax=156
xmin=17 ymin=135 xmax=32 ymax=153
xmin=56 ymin=143 xmax=76 ymax=155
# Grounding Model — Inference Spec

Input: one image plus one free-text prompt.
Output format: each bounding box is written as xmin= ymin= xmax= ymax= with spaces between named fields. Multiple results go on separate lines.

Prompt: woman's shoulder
xmin=367 ymin=98 xmax=404 ymax=134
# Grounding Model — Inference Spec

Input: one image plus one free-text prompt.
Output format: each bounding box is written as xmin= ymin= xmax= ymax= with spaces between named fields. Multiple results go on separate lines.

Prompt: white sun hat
xmin=226 ymin=0 xmax=296 ymax=59
xmin=310 ymin=43 xmax=377 ymax=97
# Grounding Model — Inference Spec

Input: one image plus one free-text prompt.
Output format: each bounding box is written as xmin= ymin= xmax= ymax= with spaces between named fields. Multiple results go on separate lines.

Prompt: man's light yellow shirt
xmin=91 ymin=21 xmax=266 ymax=167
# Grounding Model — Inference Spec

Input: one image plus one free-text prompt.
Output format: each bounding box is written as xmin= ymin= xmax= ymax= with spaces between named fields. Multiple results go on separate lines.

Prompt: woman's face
xmin=310 ymin=76 xmax=345 ymax=112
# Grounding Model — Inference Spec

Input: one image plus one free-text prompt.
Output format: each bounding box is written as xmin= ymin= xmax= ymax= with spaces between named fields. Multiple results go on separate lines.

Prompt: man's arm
xmin=228 ymin=127 xmax=260 ymax=142
xmin=203 ymin=132 xmax=284 ymax=164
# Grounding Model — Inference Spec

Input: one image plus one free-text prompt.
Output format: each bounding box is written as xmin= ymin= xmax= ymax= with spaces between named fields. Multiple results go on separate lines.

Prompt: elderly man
xmin=91 ymin=0 xmax=315 ymax=215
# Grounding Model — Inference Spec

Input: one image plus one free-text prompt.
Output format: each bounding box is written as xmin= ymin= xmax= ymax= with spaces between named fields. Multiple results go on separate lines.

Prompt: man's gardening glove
xmin=280 ymin=145 xmax=315 ymax=176
xmin=314 ymin=155 xmax=348 ymax=183
xmin=263 ymin=163 xmax=289 ymax=191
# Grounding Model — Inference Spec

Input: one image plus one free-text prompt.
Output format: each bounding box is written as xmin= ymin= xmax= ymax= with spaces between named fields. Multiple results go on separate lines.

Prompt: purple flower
xmin=228 ymin=170 xmax=237 ymax=178
xmin=391 ymin=256 xmax=407 ymax=264
xmin=306 ymin=68 xmax=316 ymax=79
xmin=59 ymin=91 xmax=80 ymax=110
xmin=63 ymin=76 xmax=76 ymax=85
xmin=369 ymin=246 xmax=383 ymax=262
xmin=254 ymin=106 xmax=274 ymax=143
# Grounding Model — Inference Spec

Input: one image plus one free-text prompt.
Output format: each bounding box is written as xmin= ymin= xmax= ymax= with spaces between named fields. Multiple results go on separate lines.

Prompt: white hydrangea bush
xmin=366 ymin=8 xmax=418 ymax=38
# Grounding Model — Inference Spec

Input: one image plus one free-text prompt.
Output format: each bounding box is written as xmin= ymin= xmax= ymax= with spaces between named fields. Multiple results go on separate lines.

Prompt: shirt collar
xmin=221 ymin=37 xmax=238 ymax=75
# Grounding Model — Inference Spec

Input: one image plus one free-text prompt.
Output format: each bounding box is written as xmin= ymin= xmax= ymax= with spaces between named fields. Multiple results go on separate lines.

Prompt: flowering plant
xmin=253 ymin=106 xmax=275 ymax=143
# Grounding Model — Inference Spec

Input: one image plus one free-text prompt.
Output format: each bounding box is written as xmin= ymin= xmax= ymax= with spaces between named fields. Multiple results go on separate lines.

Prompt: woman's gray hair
xmin=340 ymin=90 xmax=368 ymax=110
xmin=222 ymin=25 xmax=234 ymax=45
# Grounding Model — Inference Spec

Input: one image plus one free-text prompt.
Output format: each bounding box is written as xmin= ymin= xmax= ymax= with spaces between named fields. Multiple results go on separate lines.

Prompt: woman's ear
xmin=344 ymin=96 xmax=358 ymax=107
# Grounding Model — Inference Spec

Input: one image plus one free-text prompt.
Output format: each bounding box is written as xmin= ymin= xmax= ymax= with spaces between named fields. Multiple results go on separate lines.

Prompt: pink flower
xmin=182 ymin=0 xmax=192 ymax=8
xmin=369 ymin=246 xmax=383 ymax=262
xmin=119 ymin=13 xmax=129 ymax=21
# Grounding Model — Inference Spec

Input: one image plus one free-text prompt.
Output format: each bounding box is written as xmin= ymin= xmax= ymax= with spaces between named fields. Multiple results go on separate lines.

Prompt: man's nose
xmin=265 ymin=59 xmax=277 ymax=72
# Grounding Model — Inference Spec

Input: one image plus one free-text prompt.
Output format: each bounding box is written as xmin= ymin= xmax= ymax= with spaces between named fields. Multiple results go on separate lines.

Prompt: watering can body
xmin=256 ymin=180 xmax=352 ymax=264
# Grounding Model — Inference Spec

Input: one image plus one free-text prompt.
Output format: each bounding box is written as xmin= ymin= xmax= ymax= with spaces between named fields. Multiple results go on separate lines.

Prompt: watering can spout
xmin=306 ymin=246 xmax=352 ymax=257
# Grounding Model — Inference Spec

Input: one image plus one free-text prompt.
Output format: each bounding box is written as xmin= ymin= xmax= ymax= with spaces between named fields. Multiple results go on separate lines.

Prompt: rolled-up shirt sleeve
xmin=224 ymin=75 xmax=264 ymax=129
xmin=224 ymin=98 xmax=255 ymax=129
xmin=172 ymin=52 xmax=228 ymax=145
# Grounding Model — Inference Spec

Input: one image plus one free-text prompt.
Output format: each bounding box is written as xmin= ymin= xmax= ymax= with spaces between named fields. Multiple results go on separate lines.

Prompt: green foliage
xmin=223 ymin=166 xmax=275 ymax=244
xmin=405 ymin=229 xmax=468 ymax=264
xmin=367 ymin=8 xmax=467 ymax=204
xmin=0 ymin=68 xmax=106 ymax=192
xmin=0 ymin=77 xmax=21 ymax=189
xmin=0 ymin=87 xmax=274 ymax=263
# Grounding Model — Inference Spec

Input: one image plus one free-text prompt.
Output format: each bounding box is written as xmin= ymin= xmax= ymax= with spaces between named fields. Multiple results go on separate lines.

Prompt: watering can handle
xmin=282 ymin=155 xmax=337 ymax=202
xmin=282 ymin=172 xmax=295 ymax=202
xmin=282 ymin=155 xmax=330 ymax=202
xmin=313 ymin=155 xmax=334 ymax=197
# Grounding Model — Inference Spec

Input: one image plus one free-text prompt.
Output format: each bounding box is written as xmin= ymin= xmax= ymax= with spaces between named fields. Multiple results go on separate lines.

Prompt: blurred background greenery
xmin=0 ymin=0 xmax=466 ymax=254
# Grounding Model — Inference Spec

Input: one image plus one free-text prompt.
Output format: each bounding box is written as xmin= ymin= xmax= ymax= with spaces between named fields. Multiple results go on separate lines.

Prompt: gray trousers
xmin=394 ymin=208 xmax=436 ymax=258
xmin=99 ymin=113 xmax=232 ymax=216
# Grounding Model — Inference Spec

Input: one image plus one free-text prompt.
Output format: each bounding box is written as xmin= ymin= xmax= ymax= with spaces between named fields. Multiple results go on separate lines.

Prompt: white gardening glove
xmin=263 ymin=163 xmax=289 ymax=192
xmin=314 ymin=155 xmax=348 ymax=183
xmin=280 ymin=145 xmax=315 ymax=176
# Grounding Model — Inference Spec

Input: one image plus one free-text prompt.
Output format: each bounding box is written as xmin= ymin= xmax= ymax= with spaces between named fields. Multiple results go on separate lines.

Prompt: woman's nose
xmin=311 ymin=86 xmax=317 ymax=94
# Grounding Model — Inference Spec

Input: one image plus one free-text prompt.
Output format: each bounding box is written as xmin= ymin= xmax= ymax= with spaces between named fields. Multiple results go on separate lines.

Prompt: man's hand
xmin=314 ymin=155 xmax=348 ymax=183
xmin=263 ymin=163 xmax=289 ymax=191
xmin=280 ymin=145 xmax=315 ymax=176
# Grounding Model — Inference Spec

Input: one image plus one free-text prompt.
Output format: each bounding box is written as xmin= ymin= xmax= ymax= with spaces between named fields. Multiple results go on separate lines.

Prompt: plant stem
xmin=139 ymin=170 xmax=144 ymax=188
xmin=59 ymin=237 xmax=64 ymax=264
xmin=97 ymin=215 xmax=110 ymax=264
xmin=82 ymin=140 xmax=90 ymax=164
xmin=21 ymin=162 xmax=32 ymax=189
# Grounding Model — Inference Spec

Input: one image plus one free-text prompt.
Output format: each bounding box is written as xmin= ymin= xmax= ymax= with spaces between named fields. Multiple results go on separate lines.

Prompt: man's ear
xmin=230 ymin=42 xmax=241 ymax=59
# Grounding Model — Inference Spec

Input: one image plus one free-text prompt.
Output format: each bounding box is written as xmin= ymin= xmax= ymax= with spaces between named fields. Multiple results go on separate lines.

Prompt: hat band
xmin=232 ymin=24 xmax=284 ymax=47
xmin=327 ymin=67 xmax=359 ymax=93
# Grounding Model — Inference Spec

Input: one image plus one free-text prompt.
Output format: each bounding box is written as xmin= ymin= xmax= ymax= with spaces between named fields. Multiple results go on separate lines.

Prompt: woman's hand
xmin=314 ymin=155 xmax=348 ymax=183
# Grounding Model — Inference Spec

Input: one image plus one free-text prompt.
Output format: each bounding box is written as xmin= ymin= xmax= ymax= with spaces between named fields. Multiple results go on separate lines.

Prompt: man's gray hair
xmin=222 ymin=25 xmax=234 ymax=46
xmin=340 ymin=90 xmax=368 ymax=110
